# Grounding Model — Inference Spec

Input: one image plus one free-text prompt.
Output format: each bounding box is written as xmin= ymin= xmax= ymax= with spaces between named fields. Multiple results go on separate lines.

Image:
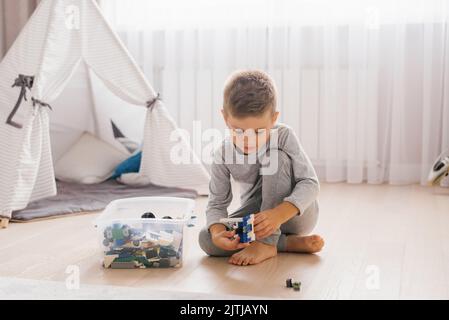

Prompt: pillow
xmin=111 ymin=151 xmax=142 ymax=179
xmin=116 ymin=137 xmax=140 ymax=154
xmin=55 ymin=132 xmax=128 ymax=184
xmin=117 ymin=172 xmax=151 ymax=186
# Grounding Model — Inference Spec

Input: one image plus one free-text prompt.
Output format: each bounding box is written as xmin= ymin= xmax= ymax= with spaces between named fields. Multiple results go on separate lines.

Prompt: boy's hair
xmin=223 ymin=70 xmax=277 ymax=118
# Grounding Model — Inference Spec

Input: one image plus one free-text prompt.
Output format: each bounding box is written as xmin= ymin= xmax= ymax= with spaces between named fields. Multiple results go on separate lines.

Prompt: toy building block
xmin=103 ymin=254 xmax=119 ymax=268
xmin=145 ymin=248 xmax=159 ymax=259
xmin=159 ymin=258 xmax=170 ymax=268
xmin=158 ymin=231 xmax=174 ymax=246
xmin=220 ymin=214 xmax=256 ymax=243
xmin=103 ymin=223 xmax=132 ymax=247
xmin=141 ymin=212 xmax=156 ymax=218
xmin=110 ymin=261 xmax=136 ymax=269
xmin=293 ymin=281 xmax=301 ymax=291
xmin=169 ymin=257 xmax=180 ymax=267
xmin=159 ymin=246 xmax=177 ymax=258
xmin=286 ymin=278 xmax=293 ymax=288
xmin=0 ymin=218 xmax=9 ymax=229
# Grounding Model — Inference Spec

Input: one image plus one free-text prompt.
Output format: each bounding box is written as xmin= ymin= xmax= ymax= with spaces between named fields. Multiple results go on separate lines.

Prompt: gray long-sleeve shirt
xmin=206 ymin=123 xmax=320 ymax=230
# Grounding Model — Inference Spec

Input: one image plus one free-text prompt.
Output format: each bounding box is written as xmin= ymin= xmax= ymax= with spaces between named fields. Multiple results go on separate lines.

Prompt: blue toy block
xmin=219 ymin=214 xmax=256 ymax=243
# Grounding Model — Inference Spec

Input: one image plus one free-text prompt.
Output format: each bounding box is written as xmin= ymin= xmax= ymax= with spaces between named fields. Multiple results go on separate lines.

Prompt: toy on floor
xmin=428 ymin=149 xmax=449 ymax=186
xmin=286 ymin=278 xmax=301 ymax=292
xmin=102 ymin=220 xmax=183 ymax=269
xmin=219 ymin=214 xmax=256 ymax=243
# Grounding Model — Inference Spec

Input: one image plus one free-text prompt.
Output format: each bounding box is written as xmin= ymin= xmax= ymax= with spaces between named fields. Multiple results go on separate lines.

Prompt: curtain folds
xmin=101 ymin=0 xmax=449 ymax=185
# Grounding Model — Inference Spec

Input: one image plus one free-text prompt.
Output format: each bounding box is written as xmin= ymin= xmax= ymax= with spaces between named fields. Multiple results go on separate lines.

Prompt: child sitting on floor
xmin=198 ymin=69 xmax=324 ymax=266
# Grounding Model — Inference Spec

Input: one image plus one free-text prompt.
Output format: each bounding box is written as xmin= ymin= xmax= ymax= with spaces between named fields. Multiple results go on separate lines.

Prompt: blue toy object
xmin=111 ymin=151 xmax=142 ymax=179
xmin=219 ymin=214 xmax=256 ymax=243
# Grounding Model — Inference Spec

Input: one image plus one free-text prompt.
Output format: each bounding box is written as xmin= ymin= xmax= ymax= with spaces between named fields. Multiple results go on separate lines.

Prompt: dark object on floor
xmin=162 ymin=216 xmax=172 ymax=219
xmin=141 ymin=212 xmax=156 ymax=219
xmin=293 ymin=282 xmax=301 ymax=291
xmin=285 ymin=278 xmax=301 ymax=292
xmin=12 ymin=180 xmax=198 ymax=222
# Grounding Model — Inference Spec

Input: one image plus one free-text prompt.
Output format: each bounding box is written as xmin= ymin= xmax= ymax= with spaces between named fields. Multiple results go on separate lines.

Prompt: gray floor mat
xmin=12 ymin=180 xmax=198 ymax=221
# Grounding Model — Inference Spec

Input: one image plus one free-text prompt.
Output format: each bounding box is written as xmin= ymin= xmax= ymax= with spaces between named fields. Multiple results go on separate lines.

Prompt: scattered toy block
xmin=293 ymin=282 xmax=301 ymax=292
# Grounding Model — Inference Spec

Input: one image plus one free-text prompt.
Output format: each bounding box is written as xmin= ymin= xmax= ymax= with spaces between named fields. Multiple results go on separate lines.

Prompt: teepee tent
xmin=0 ymin=0 xmax=210 ymax=220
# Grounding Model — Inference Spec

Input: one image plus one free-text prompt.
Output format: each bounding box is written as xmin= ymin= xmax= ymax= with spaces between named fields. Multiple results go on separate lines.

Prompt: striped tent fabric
xmin=0 ymin=0 xmax=210 ymax=219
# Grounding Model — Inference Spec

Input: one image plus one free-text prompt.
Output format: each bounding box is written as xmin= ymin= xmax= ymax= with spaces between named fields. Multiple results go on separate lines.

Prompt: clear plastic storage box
xmin=95 ymin=197 xmax=196 ymax=269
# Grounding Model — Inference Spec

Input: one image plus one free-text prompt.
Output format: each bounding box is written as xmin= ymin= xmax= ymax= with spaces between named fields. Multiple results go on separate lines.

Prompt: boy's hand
xmin=210 ymin=226 xmax=250 ymax=251
xmin=254 ymin=209 xmax=282 ymax=239
xmin=254 ymin=202 xmax=300 ymax=239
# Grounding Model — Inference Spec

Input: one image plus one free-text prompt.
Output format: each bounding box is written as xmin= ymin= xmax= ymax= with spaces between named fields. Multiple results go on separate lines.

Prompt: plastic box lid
xmin=94 ymin=196 xmax=196 ymax=227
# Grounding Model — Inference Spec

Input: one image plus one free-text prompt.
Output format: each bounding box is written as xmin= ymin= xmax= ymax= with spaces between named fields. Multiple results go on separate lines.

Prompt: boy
xmin=198 ymin=70 xmax=324 ymax=266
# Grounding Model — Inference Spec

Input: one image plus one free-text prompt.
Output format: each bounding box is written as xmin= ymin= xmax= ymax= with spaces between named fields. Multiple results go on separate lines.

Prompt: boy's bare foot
xmin=228 ymin=241 xmax=277 ymax=266
xmin=286 ymin=234 xmax=324 ymax=253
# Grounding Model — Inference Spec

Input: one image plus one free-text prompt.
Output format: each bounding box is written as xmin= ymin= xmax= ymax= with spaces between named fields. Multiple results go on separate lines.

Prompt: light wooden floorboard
xmin=1 ymin=183 xmax=448 ymax=299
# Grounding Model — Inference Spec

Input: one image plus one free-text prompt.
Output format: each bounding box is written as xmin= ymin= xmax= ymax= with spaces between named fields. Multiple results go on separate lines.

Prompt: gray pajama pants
xmin=198 ymin=149 xmax=319 ymax=256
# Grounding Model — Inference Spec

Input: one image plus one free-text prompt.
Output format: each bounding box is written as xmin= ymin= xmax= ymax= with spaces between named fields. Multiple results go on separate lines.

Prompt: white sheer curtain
xmin=100 ymin=0 xmax=449 ymax=185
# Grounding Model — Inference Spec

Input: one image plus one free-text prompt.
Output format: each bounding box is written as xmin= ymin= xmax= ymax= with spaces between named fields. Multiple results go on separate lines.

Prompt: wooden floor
xmin=1 ymin=183 xmax=449 ymax=299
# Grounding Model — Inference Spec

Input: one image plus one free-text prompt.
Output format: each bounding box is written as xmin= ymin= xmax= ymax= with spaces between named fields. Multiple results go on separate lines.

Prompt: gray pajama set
xmin=198 ymin=123 xmax=320 ymax=256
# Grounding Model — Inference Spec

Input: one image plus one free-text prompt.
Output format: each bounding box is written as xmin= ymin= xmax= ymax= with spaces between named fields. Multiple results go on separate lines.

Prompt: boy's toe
xmin=229 ymin=252 xmax=241 ymax=265
xmin=236 ymin=255 xmax=245 ymax=265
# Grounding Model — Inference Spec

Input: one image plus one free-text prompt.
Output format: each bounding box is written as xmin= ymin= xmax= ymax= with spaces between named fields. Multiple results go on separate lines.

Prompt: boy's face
xmin=222 ymin=109 xmax=279 ymax=154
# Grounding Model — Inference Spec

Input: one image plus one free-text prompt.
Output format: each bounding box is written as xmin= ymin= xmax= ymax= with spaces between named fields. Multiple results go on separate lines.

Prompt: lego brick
xmin=103 ymin=254 xmax=119 ymax=268
xmin=169 ymin=257 xmax=180 ymax=267
xmin=160 ymin=247 xmax=177 ymax=258
xmin=141 ymin=240 xmax=158 ymax=249
xmin=219 ymin=214 xmax=256 ymax=243
xmin=114 ymin=257 xmax=134 ymax=263
xmin=159 ymin=258 xmax=170 ymax=268
xmin=110 ymin=261 xmax=136 ymax=269
xmin=293 ymin=282 xmax=301 ymax=291
xmin=134 ymin=256 xmax=152 ymax=268
xmin=145 ymin=248 xmax=158 ymax=259
xmin=141 ymin=212 xmax=155 ymax=219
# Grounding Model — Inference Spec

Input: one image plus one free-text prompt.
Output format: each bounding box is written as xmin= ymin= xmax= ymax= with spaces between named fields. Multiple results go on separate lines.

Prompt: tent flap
xmin=0 ymin=0 xmax=210 ymax=219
